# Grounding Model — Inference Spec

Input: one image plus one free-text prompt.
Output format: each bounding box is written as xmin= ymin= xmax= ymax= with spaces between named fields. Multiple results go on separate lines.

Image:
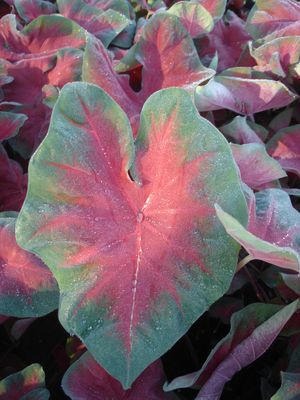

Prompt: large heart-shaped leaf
xmin=0 ymin=214 xmax=58 ymax=317
xmin=62 ymin=352 xmax=174 ymax=399
xmin=16 ymin=82 xmax=247 ymax=388
xmin=0 ymin=363 xmax=49 ymax=400
xmin=164 ymin=300 xmax=299 ymax=400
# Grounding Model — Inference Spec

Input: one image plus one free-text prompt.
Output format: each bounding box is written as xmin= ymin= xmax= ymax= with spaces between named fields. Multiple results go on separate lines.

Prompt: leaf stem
xmin=237 ymin=254 xmax=254 ymax=272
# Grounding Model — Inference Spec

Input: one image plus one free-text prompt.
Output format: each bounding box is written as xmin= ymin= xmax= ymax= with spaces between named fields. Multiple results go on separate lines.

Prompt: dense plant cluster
xmin=0 ymin=0 xmax=300 ymax=399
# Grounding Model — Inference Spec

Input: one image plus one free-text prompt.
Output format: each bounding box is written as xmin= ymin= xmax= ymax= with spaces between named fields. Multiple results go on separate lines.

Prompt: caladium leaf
xmin=195 ymin=68 xmax=297 ymax=115
xmin=199 ymin=0 xmax=226 ymax=21
xmin=16 ymin=82 xmax=247 ymax=388
xmin=0 ymin=14 xmax=86 ymax=62
xmin=115 ymin=13 xmax=215 ymax=96
xmin=195 ymin=11 xmax=251 ymax=72
xmin=0 ymin=363 xmax=49 ymax=400
xmin=250 ymin=190 xmax=300 ymax=255
xmin=47 ymin=48 xmax=83 ymax=88
xmin=246 ymin=0 xmax=300 ymax=40
xmin=0 ymin=111 xmax=27 ymax=141
xmin=111 ymin=19 xmax=136 ymax=49
xmin=0 ymin=214 xmax=58 ymax=317
xmin=0 ymin=56 xmax=53 ymax=157
xmin=231 ymin=143 xmax=286 ymax=190
xmin=164 ymin=300 xmax=299 ymax=400
xmin=0 ymin=145 xmax=27 ymax=212
xmin=57 ymin=0 xmax=132 ymax=47
xmin=168 ymin=2 xmax=214 ymax=39
xmin=42 ymin=84 xmax=59 ymax=109
xmin=84 ymin=14 xmax=214 ymax=133
xmin=14 ymin=0 xmax=57 ymax=23
xmin=249 ymin=189 xmax=300 ymax=252
xmin=250 ymin=37 xmax=300 ymax=78
xmin=271 ymin=372 xmax=300 ymax=400
xmin=62 ymin=352 xmax=174 ymax=399
xmin=267 ymin=125 xmax=300 ymax=177
xmin=220 ymin=116 xmax=266 ymax=145
xmin=1 ymin=49 xmax=83 ymax=157
xmin=57 ymin=0 xmax=133 ymax=19
xmin=216 ymin=189 xmax=300 ymax=272
xmin=82 ymin=35 xmax=141 ymax=132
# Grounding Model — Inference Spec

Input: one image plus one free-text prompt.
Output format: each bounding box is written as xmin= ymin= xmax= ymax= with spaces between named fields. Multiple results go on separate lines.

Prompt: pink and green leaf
xmin=62 ymin=352 xmax=174 ymax=399
xmin=0 ymin=14 xmax=86 ymax=62
xmin=0 ymin=363 xmax=49 ymax=400
xmin=195 ymin=11 xmax=251 ymax=72
xmin=216 ymin=189 xmax=300 ymax=272
xmin=82 ymin=35 xmax=141 ymax=133
xmin=231 ymin=143 xmax=286 ymax=189
xmin=271 ymin=372 xmax=300 ymax=400
xmin=0 ymin=214 xmax=58 ymax=317
xmin=57 ymin=0 xmax=133 ymax=19
xmin=16 ymin=82 xmax=247 ymax=388
xmin=246 ymin=0 xmax=300 ymax=40
xmin=57 ymin=0 xmax=132 ymax=47
xmin=84 ymin=14 xmax=215 ymax=133
xmin=13 ymin=0 xmax=57 ymax=23
xmin=199 ymin=0 xmax=226 ymax=21
xmin=115 ymin=13 xmax=215 ymax=99
xmin=164 ymin=300 xmax=299 ymax=399
xmin=1 ymin=48 xmax=83 ymax=157
xmin=0 ymin=111 xmax=27 ymax=141
xmin=250 ymin=36 xmax=300 ymax=78
xmin=250 ymin=189 xmax=300 ymax=255
xmin=168 ymin=2 xmax=214 ymax=39
xmin=267 ymin=125 xmax=300 ymax=176
xmin=0 ymin=56 xmax=53 ymax=158
xmin=220 ymin=116 xmax=266 ymax=145
xmin=195 ymin=68 xmax=298 ymax=115
xmin=47 ymin=48 xmax=83 ymax=88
